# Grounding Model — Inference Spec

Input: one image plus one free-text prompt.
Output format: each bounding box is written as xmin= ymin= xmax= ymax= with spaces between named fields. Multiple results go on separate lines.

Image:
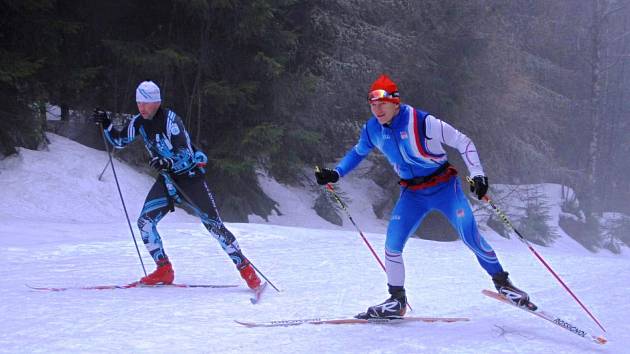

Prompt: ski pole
xmin=317 ymin=167 xmax=412 ymax=312
xmin=98 ymin=125 xmax=147 ymax=276
xmin=98 ymin=158 xmax=111 ymax=181
xmin=160 ymin=172 xmax=280 ymax=292
xmin=465 ymin=176 xmax=606 ymax=333
xmin=324 ymin=184 xmax=386 ymax=271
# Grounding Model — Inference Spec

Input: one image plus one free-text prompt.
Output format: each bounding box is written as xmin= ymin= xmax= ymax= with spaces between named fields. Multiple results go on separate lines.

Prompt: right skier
xmin=315 ymin=74 xmax=535 ymax=319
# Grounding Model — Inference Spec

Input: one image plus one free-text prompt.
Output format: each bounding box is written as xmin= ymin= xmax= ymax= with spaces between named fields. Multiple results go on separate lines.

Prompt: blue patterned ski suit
xmin=103 ymin=107 xmax=247 ymax=268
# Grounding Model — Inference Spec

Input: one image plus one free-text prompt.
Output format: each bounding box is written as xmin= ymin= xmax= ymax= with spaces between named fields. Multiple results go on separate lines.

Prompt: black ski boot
xmin=356 ymin=285 xmax=407 ymax=319
xmin=492 ymin=271 xmax=537 ymax=310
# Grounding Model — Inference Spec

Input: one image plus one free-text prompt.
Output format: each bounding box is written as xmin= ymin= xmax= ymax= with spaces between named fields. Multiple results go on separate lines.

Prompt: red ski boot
xmin=238 ymin=261 xmax=261 ymax=290
xmin=139 ymin=261 xmax=174 ymax=285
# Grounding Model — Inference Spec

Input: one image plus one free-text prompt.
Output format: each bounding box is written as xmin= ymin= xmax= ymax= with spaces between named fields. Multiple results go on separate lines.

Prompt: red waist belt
xmin=399 ymin=165 xmax=458 ymax=190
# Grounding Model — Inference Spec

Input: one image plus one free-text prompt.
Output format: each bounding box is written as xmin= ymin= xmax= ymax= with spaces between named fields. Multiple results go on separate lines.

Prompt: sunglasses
xmin=367 ymin=89 xmax=400 ymax=102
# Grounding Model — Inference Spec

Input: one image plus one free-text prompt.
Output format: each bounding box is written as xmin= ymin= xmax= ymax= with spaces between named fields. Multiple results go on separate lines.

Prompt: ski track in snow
xmin=0 ymin=133 xmax=628 ymax=353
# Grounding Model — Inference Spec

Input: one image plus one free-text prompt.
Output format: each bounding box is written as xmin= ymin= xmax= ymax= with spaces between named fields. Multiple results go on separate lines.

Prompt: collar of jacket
xmin=382 ymin=104 xmax=409 ymax=129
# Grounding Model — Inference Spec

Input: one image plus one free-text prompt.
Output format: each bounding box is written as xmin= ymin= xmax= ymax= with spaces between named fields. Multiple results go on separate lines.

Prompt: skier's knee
xmin=385 ymin=247 xmax=403 ymax=257
xmin=137 ymin=215 xmax=149 ymax=230
xmin=137 ymin=214 xmax=155 ymax=241
xmin=385 ymin=239 xmax=404 ymax=254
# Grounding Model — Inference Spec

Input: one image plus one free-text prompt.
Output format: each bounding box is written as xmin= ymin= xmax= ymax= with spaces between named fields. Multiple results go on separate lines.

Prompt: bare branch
xmin=608 ymin=30 xmax=630 ymax=43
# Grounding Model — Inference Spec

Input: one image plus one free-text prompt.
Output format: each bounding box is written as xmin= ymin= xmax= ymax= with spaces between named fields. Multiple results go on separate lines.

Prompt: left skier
xmin=93 ymin=80 xmax=261 ymax=290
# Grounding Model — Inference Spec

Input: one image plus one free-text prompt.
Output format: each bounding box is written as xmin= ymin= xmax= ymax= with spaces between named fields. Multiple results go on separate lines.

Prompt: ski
xmin=250 ymin=282 xmax=268 ymax=304
xmin=27 ymin=283 xmax=238 ymax=292
xmin=235 ymin=316 xmax=469 ymax=328
xmin=482 ymin=289 xmax=607 ymax=345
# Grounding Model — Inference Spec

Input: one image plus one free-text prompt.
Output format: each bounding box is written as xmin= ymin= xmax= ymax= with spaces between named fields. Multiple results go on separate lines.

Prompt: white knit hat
xmin=135 ymin=81 xmax=161 ymax=103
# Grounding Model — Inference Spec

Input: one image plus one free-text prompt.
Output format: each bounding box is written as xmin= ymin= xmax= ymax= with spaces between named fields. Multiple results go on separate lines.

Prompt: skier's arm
xmin=425 ymin=115 xmax=485 ymax=177
xmin=335 ymin=123 xmax=375 ymax=177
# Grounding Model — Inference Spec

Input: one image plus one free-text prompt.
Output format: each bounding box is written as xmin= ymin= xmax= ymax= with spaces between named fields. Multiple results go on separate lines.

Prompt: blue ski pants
xmin=384 ymin=176 xmax=503 ymax=286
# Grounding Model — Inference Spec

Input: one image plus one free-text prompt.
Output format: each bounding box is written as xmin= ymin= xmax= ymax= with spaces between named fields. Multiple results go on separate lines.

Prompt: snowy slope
xmin=0 ymin=134 xmax=196 ymax=224
xmin=0 ymin=134 xmax=628 ymax=353
xmin=250 ymin=165 xmax=388 ymax=233
xmin=472 ymin=183 xmax=607 ymax=256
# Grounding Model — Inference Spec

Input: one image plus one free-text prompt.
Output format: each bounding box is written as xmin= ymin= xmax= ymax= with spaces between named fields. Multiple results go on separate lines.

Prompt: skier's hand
xmin=92 ymin=109 xmax=111 ymax=128
xmin=470 ymin=175 xmax=489 ymax=200
xmin=149 ymin=156 xmax=173 ymax=171
xmin=315 ymin=168 xmax=339 ymax=185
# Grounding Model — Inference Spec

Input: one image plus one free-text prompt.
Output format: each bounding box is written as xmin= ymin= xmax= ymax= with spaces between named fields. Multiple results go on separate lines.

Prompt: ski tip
xmin=234 ymin=320 xmax=255 ymax=327
xmin=26 ymin=284 xmax=67 ymax=292
xmin=25 ymin=284 xmax=47 ymax=291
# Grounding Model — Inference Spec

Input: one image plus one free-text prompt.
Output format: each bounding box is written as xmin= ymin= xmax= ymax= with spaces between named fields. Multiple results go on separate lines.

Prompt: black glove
xmin=470 ymin=175 xmax=489 ymax=200
xmin=149 ymin=156 xmax=173 ymax=171
xmin=315 ymin=168 xmax=339 ymax=185
xmin=92 ymin=109 xmax=111 ymax=127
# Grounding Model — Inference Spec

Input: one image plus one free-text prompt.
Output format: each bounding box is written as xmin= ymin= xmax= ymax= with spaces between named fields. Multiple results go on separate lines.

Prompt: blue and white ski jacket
xmin=104 ymin=108 xmax=206 ymax=176
xmin=335 ymin=104 xmax=485 ymax=179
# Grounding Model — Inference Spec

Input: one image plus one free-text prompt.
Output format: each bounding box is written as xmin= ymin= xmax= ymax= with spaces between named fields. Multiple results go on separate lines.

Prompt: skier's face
xmin=369 ymin=100 xmax=399 ymax=125
xmin=137 ymin=101 xmax=161 ymax=119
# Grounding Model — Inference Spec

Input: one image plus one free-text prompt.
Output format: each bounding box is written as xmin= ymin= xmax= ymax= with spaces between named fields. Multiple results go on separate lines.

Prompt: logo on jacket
xmin=170 ymin=124 xmax=180 ymax=135
xmin=400 ymin=131 xmax=408 ymax=139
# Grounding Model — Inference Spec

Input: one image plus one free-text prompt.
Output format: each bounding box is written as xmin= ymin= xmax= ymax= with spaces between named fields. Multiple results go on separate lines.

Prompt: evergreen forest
xmin=2 ymin=0 xmax=629 ymax=248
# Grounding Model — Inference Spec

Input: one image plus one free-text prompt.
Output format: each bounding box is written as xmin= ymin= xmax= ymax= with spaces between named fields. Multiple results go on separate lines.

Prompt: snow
xmin=0 ymin=133 xmax=628 ymax=353
xmin=475 ymin=183 xmax=603 ymax=255
xmin=250 ymin=165 xmax=388 ymax=233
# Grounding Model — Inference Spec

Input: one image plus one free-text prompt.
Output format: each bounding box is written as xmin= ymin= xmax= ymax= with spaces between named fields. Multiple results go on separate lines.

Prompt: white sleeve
xmin=425 ymin=115 xmax=485 ymax=177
